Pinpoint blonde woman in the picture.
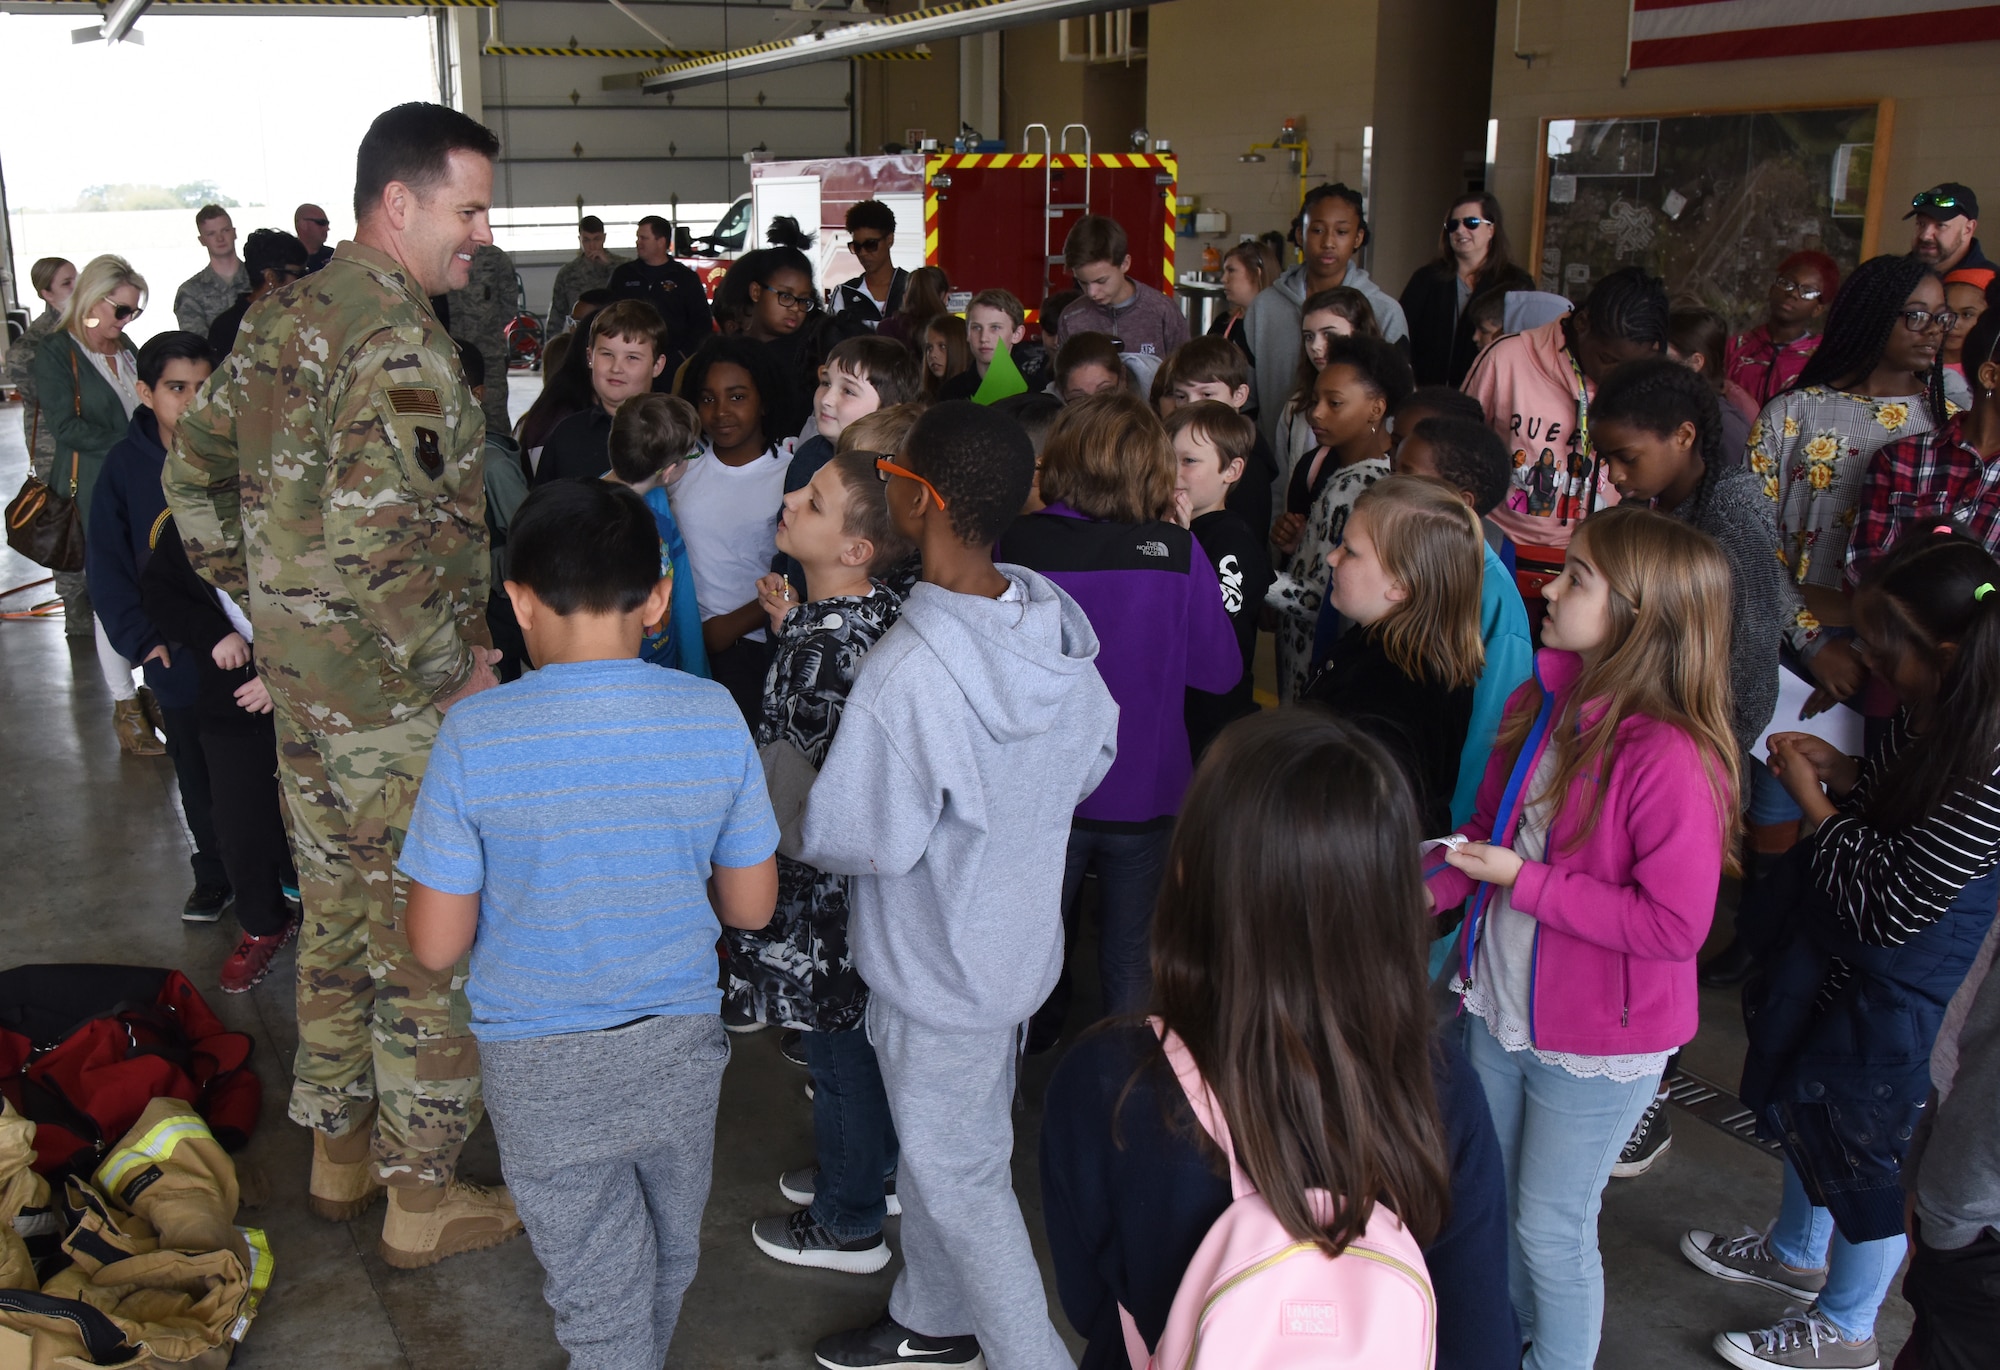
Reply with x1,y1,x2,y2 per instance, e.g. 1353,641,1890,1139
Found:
5,256,90,634
31,254,161,754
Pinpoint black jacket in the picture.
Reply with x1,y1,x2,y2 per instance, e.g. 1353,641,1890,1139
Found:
533,406,614,485
138,517,271,733
1303,626,1472,837
1399,261,1533,388
1041,1024,1519,1370
830,268,908,327
609,257,715,371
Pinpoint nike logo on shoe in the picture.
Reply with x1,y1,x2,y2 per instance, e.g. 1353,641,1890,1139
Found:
896,1341,950,1359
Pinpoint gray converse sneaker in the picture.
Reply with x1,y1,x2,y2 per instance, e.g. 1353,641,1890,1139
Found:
779,1165,901,1217
751,1209,890,1274
1713,1310,1879,1370
1681,1227,1828,1299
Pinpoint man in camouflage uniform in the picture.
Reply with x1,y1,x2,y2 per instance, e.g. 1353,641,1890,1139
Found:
545,213,623,337
446,241,514,437
4,256,91,633
172,206,250,336
164,102,520,1270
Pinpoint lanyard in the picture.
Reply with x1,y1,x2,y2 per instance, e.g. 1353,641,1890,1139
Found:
1562,348,1598,526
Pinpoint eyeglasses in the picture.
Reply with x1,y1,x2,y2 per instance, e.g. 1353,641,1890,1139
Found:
850,237,886,252
302,216,330,228
1898,307,1960,334
1911,190,1964,214
1444,216,1488,232
1773,276,1824,301
871,453,948,509
766,287,812,312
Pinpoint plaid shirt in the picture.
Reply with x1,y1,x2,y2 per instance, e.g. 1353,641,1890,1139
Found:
1845,415,2000,586
1726,325,1820,408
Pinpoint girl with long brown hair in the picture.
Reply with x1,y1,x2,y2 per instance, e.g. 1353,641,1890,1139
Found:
1040,709,1516,1370
1001,392,1242,1044
1427,505,1738,1370
1304,475,1487,836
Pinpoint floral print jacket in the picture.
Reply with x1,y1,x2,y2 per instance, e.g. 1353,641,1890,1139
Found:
1748,386,1951,647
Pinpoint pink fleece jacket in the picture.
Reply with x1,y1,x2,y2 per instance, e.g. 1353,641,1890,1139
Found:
1427,649,1729,1056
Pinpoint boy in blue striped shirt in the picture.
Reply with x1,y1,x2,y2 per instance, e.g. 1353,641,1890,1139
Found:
401,478,778,1369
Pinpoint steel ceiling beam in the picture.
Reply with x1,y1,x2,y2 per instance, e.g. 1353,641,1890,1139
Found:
640,0,1168,93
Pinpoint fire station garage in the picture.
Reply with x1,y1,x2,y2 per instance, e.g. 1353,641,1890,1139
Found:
4,2,2000,1368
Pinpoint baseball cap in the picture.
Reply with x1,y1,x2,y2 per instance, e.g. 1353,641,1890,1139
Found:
1906,183,1978,221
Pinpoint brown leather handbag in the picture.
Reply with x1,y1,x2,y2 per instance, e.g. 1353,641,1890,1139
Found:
4,348,87,572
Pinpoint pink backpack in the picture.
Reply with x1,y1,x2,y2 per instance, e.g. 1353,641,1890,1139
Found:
1119,1021,1436,1370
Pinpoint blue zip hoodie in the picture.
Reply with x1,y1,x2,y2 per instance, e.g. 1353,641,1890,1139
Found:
796,565,1120,1032
87,406,202,710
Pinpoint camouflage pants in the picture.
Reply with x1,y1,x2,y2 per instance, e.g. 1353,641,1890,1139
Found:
275,706,482,1187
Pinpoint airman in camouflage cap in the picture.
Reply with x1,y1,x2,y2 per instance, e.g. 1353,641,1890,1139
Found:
164,101,521,1270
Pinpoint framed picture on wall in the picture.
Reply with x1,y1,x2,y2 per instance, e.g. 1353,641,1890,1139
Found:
1531,101,1892,329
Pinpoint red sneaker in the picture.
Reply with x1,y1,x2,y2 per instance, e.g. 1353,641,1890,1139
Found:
219,920,300,994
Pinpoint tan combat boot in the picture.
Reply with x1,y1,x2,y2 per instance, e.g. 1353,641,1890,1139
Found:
309,1113,385,1221
112,698,165,756
379,1180,524,1269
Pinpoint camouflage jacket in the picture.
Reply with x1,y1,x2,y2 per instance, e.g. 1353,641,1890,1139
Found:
446,243,516,350
546,251,624,333
164,240,490,733
174,262,251,336
5,308,61,475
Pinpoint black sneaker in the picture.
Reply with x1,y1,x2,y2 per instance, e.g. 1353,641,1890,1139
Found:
1611,1092,1672,1178
780,1165,902,1217
182,883,234,924
722,999,767,1035
815,1312,983,1369
780,1029,809,1068
751,1209,890,1274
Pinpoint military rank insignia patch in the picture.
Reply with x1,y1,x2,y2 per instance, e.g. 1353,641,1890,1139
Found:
387,387,445,417
414,427,444,478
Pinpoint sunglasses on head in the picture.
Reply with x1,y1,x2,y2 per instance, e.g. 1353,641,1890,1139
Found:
1912,191,1962,213
1444,216,1488,232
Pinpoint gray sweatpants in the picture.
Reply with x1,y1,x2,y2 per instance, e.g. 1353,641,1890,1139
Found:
479,1013,729,1370
869,998,1073,1370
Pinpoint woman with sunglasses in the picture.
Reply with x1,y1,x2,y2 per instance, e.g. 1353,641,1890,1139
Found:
1399,193,1532,388
31,253,160,754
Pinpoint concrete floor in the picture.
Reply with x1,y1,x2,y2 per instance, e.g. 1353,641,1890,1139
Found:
0,389,1910,1368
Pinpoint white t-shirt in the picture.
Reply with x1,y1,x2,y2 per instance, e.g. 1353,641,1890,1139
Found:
668,440,791,643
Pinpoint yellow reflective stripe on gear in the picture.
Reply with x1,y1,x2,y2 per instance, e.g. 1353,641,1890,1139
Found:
93,1115,216,1196
231,1225,275,1340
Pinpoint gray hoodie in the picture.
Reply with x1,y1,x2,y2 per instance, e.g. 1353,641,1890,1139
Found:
796,566,1119,1033
1245,262,1409,453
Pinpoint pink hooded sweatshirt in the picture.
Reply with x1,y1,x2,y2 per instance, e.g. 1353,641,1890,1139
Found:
1462,317,1619,553
1426,649,1730,1057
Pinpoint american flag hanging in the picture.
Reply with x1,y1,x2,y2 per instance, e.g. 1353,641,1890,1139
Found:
1629,0,2000,70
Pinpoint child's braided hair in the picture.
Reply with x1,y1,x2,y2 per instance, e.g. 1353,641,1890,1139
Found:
1588,357,1724,517
1793,254,1947,421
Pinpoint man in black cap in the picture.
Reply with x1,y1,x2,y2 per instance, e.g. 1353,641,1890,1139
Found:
1908,182,1992,276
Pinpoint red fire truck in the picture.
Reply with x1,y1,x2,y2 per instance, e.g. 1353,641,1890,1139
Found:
738,127,1178,319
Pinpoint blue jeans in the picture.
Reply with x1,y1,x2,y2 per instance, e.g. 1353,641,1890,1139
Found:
1466,1014,1661,1370
1032,824,1172,1045
1769,1157,1904,1341
1747,752,1806,826
804,1022,899,1242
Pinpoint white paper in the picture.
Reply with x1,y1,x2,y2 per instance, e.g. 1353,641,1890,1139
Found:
1754,668,1865,764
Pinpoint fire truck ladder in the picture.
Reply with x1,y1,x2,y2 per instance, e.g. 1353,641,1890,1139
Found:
1026,122,1093,294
